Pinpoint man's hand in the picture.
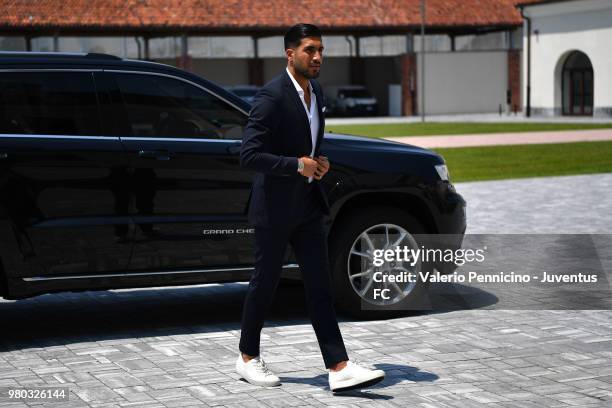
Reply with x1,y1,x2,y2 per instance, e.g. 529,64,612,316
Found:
314,156,330,180
298,157,318,177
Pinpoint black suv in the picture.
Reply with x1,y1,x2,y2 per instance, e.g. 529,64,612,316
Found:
0,52,466,318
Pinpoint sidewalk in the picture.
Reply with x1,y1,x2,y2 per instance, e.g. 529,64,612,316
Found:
326,113,612,125
385,128,612,148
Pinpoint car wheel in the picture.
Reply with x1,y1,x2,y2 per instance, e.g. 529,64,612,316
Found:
329,206,432,319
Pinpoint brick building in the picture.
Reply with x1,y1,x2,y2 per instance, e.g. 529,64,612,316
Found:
1,0,536,116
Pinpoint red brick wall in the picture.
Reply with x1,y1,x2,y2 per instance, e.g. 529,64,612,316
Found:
401,53,417,116
508,50,521,113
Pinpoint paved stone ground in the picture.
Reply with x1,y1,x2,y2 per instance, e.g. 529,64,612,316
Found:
459,173,612,234
1,174,611,407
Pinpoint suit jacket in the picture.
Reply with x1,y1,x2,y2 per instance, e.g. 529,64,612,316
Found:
240,71,329,228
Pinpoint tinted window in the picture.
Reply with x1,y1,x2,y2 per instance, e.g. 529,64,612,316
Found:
115,73,246,140
0,72,100,136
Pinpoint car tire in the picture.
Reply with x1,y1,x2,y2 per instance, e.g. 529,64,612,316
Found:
329,206,432,319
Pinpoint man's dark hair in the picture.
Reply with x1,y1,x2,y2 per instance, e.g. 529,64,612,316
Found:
284,23,322,50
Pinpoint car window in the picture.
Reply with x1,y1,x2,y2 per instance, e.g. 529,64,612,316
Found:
0,72,100,136
114,73,246,140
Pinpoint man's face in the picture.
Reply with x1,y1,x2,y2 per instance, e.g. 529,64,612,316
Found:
287,37,324,79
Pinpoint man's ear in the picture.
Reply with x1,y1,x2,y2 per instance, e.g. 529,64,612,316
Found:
286,48,294,64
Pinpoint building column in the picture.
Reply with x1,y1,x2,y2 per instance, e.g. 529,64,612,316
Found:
176,34,192,71
53,32,59,52
401,53,417,116
508,49,522,113
144,37,150,60
248,37,264,86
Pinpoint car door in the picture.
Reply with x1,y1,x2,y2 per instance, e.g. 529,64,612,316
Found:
98,70,255,273
0,70,132,280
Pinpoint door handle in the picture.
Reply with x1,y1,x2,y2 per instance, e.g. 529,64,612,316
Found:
138,150,171,161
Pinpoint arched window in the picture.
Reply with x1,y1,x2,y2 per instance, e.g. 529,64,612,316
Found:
562,51,593,116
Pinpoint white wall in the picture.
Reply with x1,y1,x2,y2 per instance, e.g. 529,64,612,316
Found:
157,58,249,87
191,59,249,87
522,0,612,116
417,51,509,115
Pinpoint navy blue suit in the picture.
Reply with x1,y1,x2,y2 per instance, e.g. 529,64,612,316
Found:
238,71,348,368
240,71,330,228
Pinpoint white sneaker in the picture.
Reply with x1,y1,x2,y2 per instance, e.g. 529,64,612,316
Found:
235,354,281,387
329,361,385,392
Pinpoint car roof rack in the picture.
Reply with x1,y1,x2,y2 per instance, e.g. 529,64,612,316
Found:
0,51,122,60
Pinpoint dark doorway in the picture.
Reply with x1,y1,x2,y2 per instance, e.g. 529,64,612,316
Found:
562,51,593,116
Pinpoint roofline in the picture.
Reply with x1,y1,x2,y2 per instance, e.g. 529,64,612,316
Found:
0,23,521,37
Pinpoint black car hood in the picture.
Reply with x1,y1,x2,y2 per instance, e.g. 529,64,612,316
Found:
323,132,442,160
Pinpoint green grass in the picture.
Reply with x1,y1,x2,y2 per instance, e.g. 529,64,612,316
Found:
326,122,612,138
434,141,612,183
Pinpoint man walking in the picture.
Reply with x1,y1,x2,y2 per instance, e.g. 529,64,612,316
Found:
236,23,385,392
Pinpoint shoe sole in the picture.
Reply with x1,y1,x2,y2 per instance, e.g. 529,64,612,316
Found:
236,366,280,387
331,374,384,393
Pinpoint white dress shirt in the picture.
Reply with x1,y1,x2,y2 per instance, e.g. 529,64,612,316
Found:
286,67,319,182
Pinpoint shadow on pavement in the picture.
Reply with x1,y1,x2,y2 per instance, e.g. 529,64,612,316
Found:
281,362,439,399
0,281,497,352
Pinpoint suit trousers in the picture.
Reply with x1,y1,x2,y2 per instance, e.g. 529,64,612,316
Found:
239,183,349,369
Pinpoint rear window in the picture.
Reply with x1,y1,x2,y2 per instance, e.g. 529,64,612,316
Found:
0,71,100,136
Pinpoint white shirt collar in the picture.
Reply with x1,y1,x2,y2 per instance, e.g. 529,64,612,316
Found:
286,67,313,96
285,67,319,184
